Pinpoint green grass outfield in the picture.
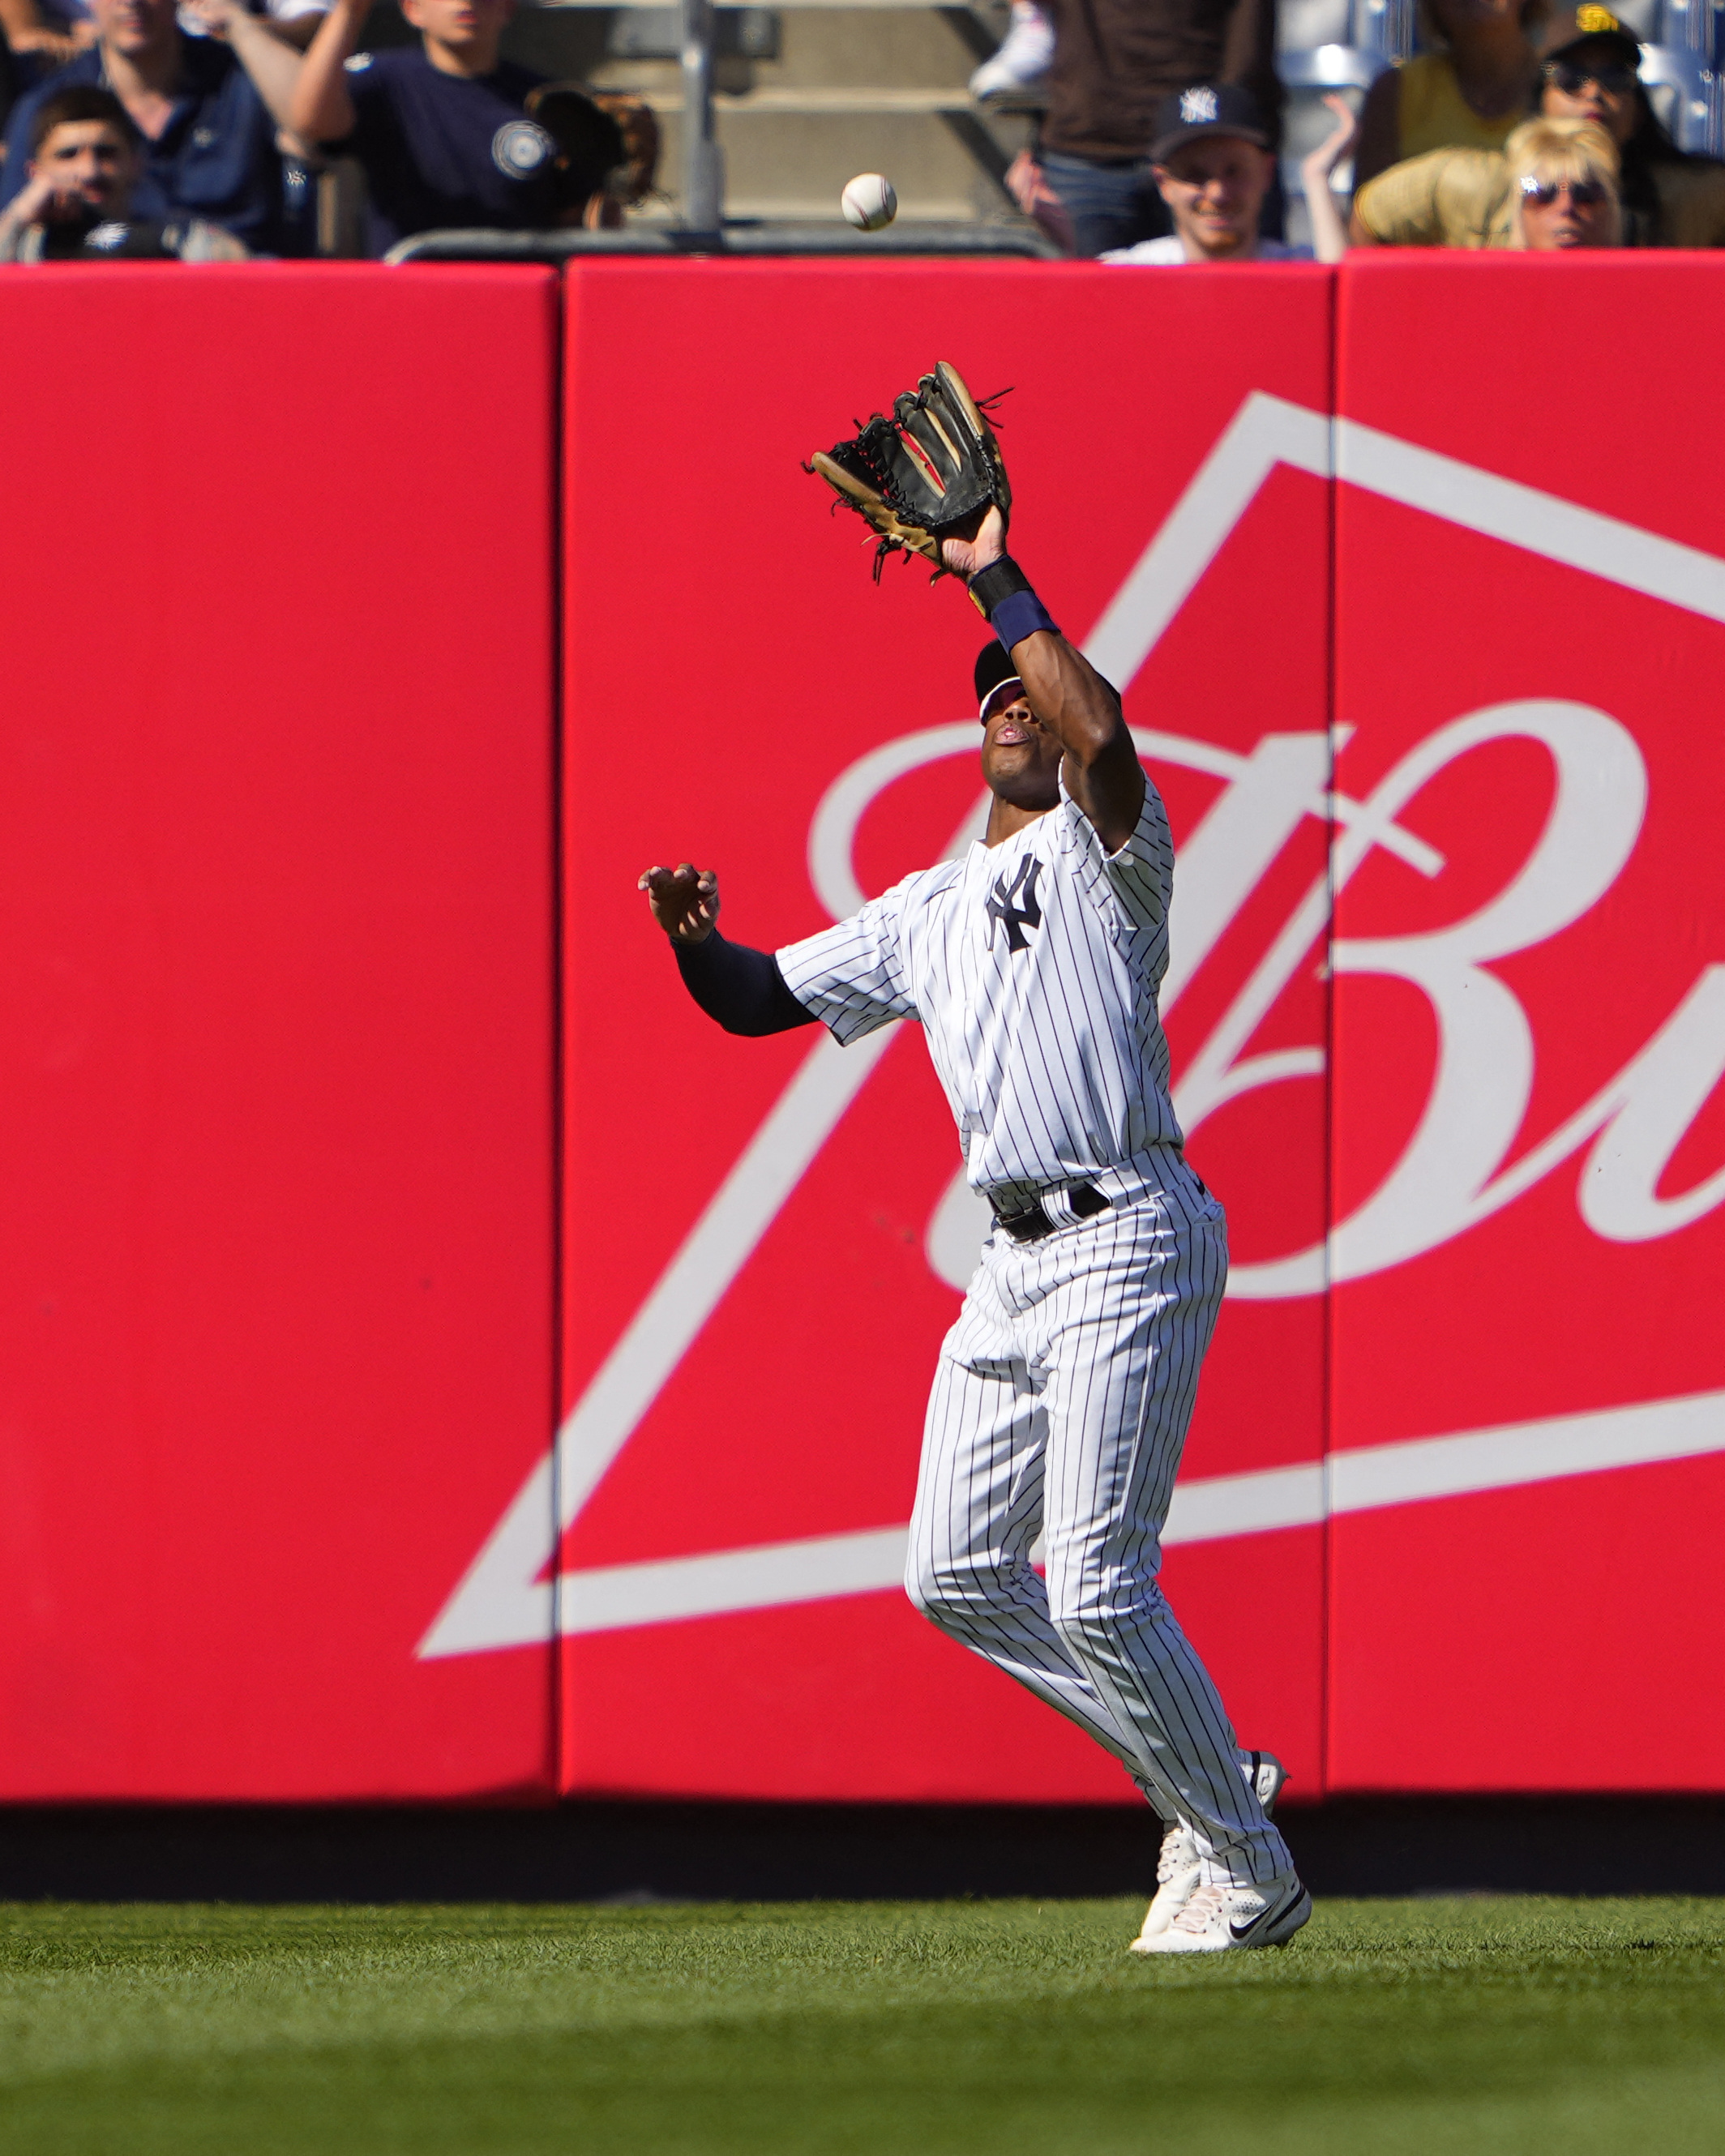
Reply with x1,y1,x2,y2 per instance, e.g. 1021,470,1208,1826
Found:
0,1896,1721,2154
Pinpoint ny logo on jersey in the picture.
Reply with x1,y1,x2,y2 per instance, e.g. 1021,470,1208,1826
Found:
985,856,1043,952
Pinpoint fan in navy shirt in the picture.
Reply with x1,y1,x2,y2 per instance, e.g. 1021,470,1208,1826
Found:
0,82,251,256
0,0,305,254
336,45,558,251
291,0,572,255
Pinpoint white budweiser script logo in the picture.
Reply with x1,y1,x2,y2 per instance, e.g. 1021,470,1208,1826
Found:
865,697,1725,1301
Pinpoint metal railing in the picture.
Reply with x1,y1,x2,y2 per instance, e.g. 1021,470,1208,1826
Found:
679,0,726,233
385,223,1062,261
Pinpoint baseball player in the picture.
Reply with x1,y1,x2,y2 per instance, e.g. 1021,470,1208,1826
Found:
639,375,1308,1953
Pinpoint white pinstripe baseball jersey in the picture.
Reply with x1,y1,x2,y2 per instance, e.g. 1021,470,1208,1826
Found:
775,754,1293,1899
777,773,1184,1199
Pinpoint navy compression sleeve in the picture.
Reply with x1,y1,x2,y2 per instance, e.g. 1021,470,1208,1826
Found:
674,930,818,1037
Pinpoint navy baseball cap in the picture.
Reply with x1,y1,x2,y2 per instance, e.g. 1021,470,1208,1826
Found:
1149,83,1269,163
975,640,1022,722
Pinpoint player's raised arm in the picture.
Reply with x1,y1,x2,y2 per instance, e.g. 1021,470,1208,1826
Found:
805,360,1143,853
940,507,1144,854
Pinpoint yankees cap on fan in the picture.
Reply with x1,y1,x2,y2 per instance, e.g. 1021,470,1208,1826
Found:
1149,83,1269,163
975,641,1022,722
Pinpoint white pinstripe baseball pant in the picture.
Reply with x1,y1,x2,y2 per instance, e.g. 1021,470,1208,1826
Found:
905,1168,1292,1889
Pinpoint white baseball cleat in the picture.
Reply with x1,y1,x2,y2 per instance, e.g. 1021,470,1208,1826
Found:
1128,1750,1288,1950
1132,1874,1312,1955
1128,1820,1201,1949
968,0,1053,109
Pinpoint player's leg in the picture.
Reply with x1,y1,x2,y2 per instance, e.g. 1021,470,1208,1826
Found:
905,1267,1153,1776
1029,1189,1295,1894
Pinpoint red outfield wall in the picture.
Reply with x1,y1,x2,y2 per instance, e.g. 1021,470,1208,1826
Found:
0,267,561,1799
1,256,1723,1801
1326,257,1725,1790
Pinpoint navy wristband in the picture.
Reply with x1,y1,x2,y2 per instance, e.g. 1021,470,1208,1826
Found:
968,554,1059,652
966,556,1033,614
991,586,1059,652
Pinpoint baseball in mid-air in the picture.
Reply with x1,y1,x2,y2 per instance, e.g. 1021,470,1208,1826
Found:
841,173,898,231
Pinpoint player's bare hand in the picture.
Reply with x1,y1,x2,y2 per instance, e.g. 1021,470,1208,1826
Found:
638,862,719,945
940,503,1008,583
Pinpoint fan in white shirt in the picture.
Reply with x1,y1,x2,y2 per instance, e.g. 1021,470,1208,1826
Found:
1102,80,1358,263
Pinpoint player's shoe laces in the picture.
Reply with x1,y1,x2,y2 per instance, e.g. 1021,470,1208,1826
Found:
1128,1820,1201,1950
1133,1873,1312,1955
1127,1750,1289,1951
968,0,1053,109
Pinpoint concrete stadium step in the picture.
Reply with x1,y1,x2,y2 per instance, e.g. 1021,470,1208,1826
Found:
514,0,1033,226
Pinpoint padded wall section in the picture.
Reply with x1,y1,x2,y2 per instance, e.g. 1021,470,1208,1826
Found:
0,266,559,1798
1329,255,1725,1790
17,255,1716,1807
537,262,1334,1800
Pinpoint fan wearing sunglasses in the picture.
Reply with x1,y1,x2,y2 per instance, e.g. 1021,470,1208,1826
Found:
1351,4,1725,248
1536,7,1725,247
1337,110,1613,249
1507,115,1621,245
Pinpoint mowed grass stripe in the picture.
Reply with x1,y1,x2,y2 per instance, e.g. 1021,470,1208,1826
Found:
0,1897,1720,2154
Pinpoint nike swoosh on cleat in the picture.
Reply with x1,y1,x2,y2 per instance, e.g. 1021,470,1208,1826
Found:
1228,1889,1291,1941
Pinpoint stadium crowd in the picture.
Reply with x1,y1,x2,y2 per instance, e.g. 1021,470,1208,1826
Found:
995,0,1725,258
0,0,645,257
0,0,1719,259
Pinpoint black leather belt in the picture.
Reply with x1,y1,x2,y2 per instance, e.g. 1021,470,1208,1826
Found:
994,1181,1111,1243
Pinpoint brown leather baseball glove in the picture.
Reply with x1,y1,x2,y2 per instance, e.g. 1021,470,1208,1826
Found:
807,363,1012,581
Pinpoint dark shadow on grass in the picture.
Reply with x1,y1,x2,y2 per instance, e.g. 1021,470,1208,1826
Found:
2,1797,1723,1904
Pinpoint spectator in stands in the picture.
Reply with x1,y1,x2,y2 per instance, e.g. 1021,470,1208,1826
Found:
0,79,248,251
0,0,96,85
1350,113,1622,246
0,0,303,253
1026,0,1282,256
289,0,619,256
1536,6,1725,245
1101,83,1309,259
1353,0,1548,191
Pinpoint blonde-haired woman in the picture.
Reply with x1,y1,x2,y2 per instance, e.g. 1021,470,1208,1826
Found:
1505,113,1621,246
1346,110,1621,249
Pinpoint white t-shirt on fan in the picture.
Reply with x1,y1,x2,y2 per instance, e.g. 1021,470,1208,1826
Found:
1100,236,1313,263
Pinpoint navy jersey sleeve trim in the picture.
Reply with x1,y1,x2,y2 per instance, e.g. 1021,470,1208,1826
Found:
674,932,818,1037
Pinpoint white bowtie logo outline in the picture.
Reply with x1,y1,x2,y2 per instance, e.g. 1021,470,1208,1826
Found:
420,392,1725,1660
